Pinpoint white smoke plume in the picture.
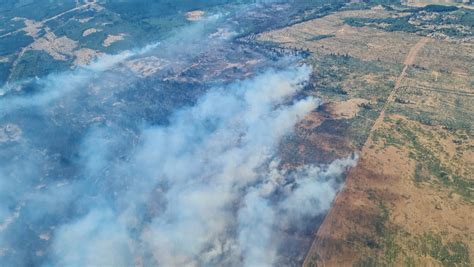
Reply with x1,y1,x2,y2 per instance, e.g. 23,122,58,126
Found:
0,6,359,267
41,65,356,267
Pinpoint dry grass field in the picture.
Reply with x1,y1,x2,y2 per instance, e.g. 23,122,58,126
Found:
258,6,473,266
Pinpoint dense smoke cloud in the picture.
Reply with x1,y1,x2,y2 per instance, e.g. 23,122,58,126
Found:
43,65,355,267
0,6,358,267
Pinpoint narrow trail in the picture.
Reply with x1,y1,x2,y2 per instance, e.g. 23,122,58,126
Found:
302,36,430,267
6,47,27,82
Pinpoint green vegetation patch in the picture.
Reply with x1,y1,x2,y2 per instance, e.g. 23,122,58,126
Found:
422,5,458,13
0,0,76,21
8,50,71,81
307,34,335,41
0,32,33,56
371,127,405,149
307,54,394,99
391,120,474,202
351,196,471,266
344,7,474,38
0,62,11,85
418,233,470,266
349,197,403,267
304,54,399,150
344,16,418,33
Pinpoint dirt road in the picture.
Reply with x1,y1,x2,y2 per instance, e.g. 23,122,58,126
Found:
364,37,429,146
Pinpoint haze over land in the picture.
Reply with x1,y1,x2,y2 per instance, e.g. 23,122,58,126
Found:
0,0,473,266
